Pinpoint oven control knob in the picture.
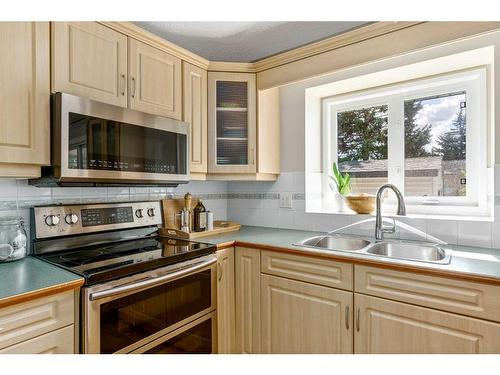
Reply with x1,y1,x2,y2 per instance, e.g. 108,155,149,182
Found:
65,213,79,225
45,214,60,227
147,208,155,217
135,209,144,218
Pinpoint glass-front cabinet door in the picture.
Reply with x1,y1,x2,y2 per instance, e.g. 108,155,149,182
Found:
208,72,257,174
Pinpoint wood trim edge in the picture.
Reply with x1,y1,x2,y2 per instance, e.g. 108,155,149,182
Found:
0,278,84,309
217,240,500,286
208,61,257,73
252,22,423,72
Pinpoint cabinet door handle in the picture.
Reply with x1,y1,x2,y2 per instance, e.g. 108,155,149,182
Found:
356,307,360,332
131,77,136,98
120,74,126,96
345,305,349,330
217,262,223,281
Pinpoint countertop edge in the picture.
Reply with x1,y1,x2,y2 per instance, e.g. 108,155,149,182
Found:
217,240,500,286
0,278,84,310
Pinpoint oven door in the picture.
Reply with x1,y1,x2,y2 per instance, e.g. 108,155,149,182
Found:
82,255,216,354
131,312,217,354
54,92,189,185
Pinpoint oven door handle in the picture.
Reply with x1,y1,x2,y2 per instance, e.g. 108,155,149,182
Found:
89,255,217,301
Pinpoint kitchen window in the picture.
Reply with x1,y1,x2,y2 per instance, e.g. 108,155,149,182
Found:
321,68,490,218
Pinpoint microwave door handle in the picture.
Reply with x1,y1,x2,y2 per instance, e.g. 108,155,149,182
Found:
89,255,216,301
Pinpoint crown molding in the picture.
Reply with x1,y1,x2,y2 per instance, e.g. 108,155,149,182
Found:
252,21,423,72
103,21,424,74
208,61,256,73
100,21,210,70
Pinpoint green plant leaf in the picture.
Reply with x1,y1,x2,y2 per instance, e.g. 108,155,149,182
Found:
329,162,351,196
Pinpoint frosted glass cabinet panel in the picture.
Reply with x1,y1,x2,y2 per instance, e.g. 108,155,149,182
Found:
208,72,257,174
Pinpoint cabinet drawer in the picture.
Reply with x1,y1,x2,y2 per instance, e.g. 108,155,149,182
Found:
261,251,352,290
355,265,500,322
0,291,74,350
0,325,74,354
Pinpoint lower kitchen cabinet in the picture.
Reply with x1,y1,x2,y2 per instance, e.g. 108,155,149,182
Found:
354,294,500,354
216,248,235,353
0,290,76,354
261,274,353,353
235,247,261,353
0,326,74,354
229,248,500,354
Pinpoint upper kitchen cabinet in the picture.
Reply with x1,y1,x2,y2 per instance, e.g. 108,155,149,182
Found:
52,22,128,107
0,22,50,178
207,72,280,180
128,38,182,120
208,72,257,175
183,62,208,178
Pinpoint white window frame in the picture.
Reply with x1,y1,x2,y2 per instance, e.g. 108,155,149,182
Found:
322,68,488,217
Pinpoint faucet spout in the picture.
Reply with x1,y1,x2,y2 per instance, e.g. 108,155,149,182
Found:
375,184,406,240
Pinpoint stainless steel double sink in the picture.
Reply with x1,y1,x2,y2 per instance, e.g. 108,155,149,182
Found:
296,234,451,264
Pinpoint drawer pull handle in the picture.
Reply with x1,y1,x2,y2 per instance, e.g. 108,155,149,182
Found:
131,77,136,98
345,305,349,330
120,74,126,96
356,307,360,332
217,262,223,281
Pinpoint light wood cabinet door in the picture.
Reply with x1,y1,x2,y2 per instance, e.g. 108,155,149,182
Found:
0,325,74,354
235,247,261,353
52,22,127,107
216,248,235,354
128,38,182,119
355,294,500,354
183,62,208,177
208,72,257,174
261,274,353,353
0,22,50,177
0,290,74,351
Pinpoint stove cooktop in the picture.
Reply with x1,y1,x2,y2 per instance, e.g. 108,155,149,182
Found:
35,236,216,285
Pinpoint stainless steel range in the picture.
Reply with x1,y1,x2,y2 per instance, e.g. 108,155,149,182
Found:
31,201,217,354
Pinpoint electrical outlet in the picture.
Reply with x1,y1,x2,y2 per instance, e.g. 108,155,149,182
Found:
279,192,293,209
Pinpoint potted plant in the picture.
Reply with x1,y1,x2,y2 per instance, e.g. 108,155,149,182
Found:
329,162,376,214
329,162,351,211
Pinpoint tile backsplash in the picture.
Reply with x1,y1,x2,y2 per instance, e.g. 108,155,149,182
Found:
226,172,500,249
1,173,499,250
0,179,228,244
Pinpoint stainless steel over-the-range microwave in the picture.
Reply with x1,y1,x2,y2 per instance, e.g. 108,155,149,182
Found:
31,92,190,187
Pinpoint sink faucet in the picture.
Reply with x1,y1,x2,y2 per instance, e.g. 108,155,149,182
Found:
375,184,406,240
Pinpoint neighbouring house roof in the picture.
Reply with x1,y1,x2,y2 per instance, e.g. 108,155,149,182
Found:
338,156,446,178
339,156,443,173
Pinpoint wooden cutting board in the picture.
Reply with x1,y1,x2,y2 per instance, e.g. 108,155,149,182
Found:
162,198,199,229
159,220,241,239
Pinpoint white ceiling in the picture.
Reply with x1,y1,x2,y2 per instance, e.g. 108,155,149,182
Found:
133,22,371,62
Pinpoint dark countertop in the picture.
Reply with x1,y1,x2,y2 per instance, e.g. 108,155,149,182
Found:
0,257,84,309
198,225,500,284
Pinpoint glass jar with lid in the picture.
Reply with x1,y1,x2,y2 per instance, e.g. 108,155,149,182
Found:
0,217,27,262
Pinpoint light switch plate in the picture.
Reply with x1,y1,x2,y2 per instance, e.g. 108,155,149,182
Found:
279,192,293,209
